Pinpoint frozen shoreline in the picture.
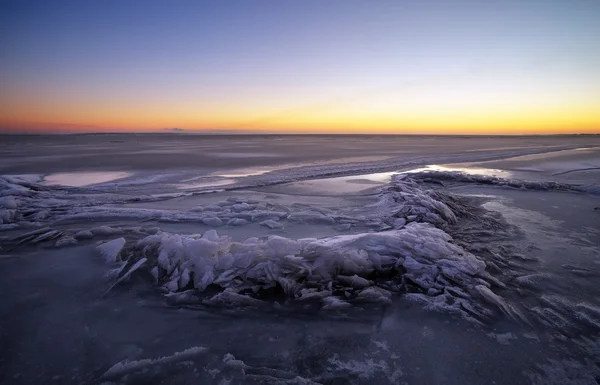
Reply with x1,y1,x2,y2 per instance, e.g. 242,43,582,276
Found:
1,136,599,384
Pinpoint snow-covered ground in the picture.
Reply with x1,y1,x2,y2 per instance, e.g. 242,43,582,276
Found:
1,134,599,384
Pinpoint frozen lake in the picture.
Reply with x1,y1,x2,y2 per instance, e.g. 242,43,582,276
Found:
1,134,599,384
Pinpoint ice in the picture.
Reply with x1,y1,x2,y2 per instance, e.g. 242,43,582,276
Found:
355,287,392,304
0,209,16,224
90,225,120,235
475,285,530,325
108,219,500,314
103,258,148,296
287,211,335,224
487,332,517,345
202,229,220,242
9,227,64,246
43,171,131,187
327,355,389,380
74,230,94,239
392,218,406,229
406,169,600,195
203,290,265,307
97,237,126,263
260,219,284,229
202,217,223,226
0,196,17,209
338,274,371,289
322,296,353,310
222,353,247,372
227,218,248,226
3,137,600,384
100,346,207,381
54,235,77,247
231,202,254,212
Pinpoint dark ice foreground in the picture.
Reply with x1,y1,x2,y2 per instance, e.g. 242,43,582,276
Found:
1,134,599,384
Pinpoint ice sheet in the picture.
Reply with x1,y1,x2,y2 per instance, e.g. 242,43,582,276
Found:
2,136,600,384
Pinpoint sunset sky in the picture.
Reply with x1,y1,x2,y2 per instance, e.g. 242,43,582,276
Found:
1,0,599,134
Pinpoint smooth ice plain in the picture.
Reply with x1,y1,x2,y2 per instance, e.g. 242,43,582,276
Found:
1,134,600,384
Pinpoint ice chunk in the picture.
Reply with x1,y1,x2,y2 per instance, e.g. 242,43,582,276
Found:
227,218,249,226
90,225,120,236
103,258,147,296
97,237,126,263
260,219,284,229
201,217,223,226
231,203,254,212
223,353,247,373
392,218,406,228
322,296,352,310
101,346,207,381
164,289,198,305
297,288,333,301
54,236,77,248
287,211,335,224
74,230,94,240
487,332,517,345
475,285,530,325
201,229,220,242
337,274,371,289
203,290,264,307
355,287,392,304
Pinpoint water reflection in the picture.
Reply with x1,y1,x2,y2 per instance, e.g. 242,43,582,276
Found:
43,171,131,187
402,164,510,177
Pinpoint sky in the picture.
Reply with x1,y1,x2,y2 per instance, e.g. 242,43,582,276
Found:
1,0,599,134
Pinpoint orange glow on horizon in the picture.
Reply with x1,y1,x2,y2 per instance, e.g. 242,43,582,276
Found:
2,76,598,135
1,101,598,135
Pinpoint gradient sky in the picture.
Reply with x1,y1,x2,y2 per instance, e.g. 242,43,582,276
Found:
1,0,599,134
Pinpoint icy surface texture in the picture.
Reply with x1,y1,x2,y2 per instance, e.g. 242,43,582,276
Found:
102,220,507,323
1,156,597,234
406,170,600,194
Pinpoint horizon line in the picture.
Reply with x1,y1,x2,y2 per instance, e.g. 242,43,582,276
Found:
1,131,598,137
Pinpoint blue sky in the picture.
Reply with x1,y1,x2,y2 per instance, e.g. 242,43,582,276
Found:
1,0,599,133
